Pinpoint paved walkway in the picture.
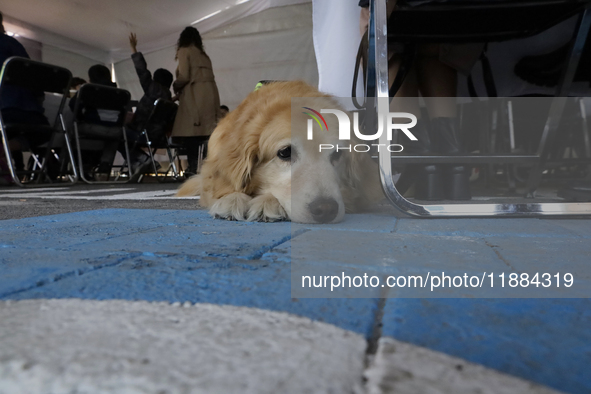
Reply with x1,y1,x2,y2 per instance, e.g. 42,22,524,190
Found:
0,187,590,393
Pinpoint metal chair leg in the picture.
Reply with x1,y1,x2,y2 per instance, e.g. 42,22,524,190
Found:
142,130,160,182
526,9,591,197
197,144,204,174
165,146,180,180
60,114,78,183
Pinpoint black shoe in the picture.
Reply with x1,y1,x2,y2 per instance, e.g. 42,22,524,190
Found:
93,162,112,181
431,117,471,201
97,162,111,173
396,120,444,200
129,159,159,183
184,170,197,179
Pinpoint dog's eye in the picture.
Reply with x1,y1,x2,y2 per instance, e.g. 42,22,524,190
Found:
330,150,342,165
277,146,291,161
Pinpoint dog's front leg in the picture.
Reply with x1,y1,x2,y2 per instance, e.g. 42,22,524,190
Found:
209,192,252,221
247,194,288,222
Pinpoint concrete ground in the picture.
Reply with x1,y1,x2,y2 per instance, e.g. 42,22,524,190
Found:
0,182,590,394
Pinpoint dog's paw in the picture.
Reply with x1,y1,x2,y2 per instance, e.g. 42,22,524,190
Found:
247,194,288,222
209,192,252,221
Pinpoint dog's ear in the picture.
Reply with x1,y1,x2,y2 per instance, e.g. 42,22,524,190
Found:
340,149,384,212
227,130,259,193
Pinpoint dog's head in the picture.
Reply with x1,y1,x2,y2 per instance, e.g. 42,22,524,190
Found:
206,81,383,223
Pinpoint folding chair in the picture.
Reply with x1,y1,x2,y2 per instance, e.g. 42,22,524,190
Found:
72,83,132,184
133,99,181,182
365,0,591,217
0,56,78,186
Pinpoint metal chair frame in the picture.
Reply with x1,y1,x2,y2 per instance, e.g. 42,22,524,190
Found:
367,0,591,217
0,56,78,186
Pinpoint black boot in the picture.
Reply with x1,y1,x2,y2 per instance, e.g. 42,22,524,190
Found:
183,138,200,178
185,154,198,178
396,120,445,200
431,117,471,200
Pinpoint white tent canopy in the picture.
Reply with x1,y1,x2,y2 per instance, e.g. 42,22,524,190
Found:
1,0,316,107
4,0,585,112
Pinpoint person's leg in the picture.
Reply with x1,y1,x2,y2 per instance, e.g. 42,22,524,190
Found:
194,136,210,160
2,109,51,173
121,127,150,167
98,141,118,174
172,137,200,177
415,44,470,200
416,43,458,118
78,124,120,176
387,52,447,199
388,56,421,113
123,127,140,157
10,148,24,171
5,132,25,172
125,127,165,182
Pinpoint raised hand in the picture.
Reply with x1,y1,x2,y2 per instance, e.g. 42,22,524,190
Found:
129,32,138,54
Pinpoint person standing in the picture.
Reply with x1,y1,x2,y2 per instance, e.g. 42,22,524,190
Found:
171,26,221,177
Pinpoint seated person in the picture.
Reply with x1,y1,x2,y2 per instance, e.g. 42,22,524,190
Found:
219,105,229,119
0,11,50,180
69,64,121,176
69,77,86,97
126,33,174,181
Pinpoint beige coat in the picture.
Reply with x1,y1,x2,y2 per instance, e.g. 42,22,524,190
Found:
171,46,221,137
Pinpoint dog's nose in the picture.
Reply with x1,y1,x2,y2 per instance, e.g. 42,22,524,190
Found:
308,197,339,223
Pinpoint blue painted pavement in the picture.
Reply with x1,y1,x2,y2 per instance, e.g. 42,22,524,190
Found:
1,209,590,393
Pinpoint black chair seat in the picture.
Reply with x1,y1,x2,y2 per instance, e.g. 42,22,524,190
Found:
4,123,55,136
75,139,108,151
4,124,58,153
389,0,590,42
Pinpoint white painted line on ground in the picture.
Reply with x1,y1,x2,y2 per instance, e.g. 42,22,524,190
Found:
0,188,137,197
0,299,366,394
156,196,201,200
365,337,562,394
0,187,71,193
0,190,199,200
88,190,197,200
48,188,137,195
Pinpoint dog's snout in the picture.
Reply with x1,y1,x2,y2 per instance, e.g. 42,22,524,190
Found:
308,197,339,223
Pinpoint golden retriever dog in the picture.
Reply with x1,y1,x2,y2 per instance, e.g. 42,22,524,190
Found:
176,81,383,223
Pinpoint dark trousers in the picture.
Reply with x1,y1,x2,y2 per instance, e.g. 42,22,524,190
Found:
172,136,209,172
76,123,121,169
1,108,51,171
